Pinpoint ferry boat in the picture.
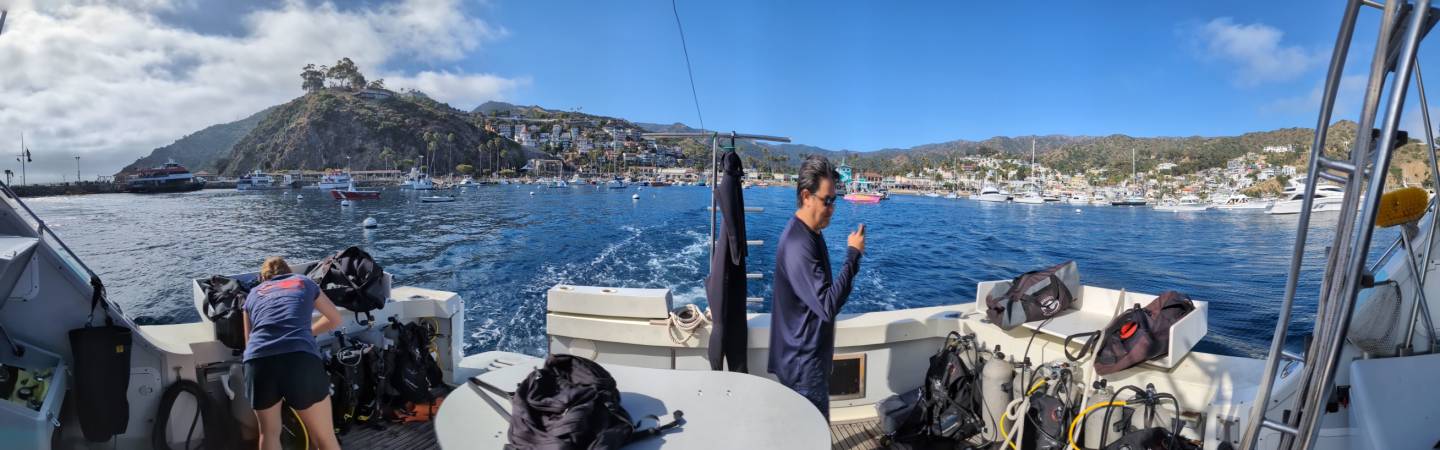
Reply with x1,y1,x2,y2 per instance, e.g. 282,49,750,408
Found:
970,183,1010,202
125,160,205,193
1109,194,1148,206
315,171,353,190
235,170,282,191
1267,179,1345,215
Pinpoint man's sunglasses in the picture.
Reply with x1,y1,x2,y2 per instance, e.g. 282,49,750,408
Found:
815,193,838,207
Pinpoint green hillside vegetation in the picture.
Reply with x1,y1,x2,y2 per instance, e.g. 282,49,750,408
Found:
119,107,273,173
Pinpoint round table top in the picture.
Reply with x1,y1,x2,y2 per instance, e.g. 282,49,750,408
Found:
435,361,831,449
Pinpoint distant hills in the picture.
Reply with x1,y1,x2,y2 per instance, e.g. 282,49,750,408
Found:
122,93,1407,183
119,107,274,174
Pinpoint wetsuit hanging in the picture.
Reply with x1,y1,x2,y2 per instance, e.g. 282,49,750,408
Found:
706,149,748,372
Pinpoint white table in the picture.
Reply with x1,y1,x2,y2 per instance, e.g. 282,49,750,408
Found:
435,362,831,449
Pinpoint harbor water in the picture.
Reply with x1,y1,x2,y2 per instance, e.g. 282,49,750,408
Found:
25,185,1387,358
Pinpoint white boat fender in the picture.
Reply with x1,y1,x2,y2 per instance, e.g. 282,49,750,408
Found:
362,217,377,228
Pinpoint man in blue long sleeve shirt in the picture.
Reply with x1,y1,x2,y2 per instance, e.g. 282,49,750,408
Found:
770,155,865,420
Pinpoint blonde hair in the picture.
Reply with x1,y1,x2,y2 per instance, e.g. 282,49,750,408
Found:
260,256,292,281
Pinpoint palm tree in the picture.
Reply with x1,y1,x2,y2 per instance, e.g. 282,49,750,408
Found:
379,147,395,172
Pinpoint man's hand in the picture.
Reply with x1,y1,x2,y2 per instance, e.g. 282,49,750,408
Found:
848,223,866,253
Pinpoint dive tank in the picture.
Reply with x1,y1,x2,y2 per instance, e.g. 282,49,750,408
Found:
980,348,1014,442
1082,385,1124,449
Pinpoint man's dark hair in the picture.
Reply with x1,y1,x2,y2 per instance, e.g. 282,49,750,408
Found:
796,155,839,207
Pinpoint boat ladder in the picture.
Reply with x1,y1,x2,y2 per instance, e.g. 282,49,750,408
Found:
1241,1,1440,449
644,131,791,306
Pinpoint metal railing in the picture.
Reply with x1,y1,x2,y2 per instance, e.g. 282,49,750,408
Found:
1240,0,1439,448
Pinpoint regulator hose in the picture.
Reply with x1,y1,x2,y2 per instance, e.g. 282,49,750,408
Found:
153,379,211,450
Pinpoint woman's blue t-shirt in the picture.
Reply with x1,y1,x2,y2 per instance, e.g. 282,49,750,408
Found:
242,273,323,362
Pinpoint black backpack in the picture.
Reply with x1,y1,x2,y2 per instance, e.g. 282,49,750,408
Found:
986,261,1079,330
200,275,252,350
305,247,386,323
388,319,447,404
879,333,985,448
506,355,636,449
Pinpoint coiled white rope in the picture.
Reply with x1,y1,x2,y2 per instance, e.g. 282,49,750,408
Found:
664,304,711,345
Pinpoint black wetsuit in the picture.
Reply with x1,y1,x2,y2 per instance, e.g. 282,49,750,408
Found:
706,150,749,372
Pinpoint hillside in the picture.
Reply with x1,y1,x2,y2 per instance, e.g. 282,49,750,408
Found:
118,107,274,174
220,90,522,176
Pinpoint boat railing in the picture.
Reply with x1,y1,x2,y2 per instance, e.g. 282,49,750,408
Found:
1241,0,1440,448
0,181,99,288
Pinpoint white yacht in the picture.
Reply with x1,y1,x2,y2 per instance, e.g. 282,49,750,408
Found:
970,183,1010,202
1154,195,1210,212
1213,193,1273,211
606,177,628,189
1065,193,1092,204
456,176,478,187
234,170,280,191
1267,180,1345,215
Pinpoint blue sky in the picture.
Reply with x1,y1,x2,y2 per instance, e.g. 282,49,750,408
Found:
4,1,1438,181
463,1,1436,151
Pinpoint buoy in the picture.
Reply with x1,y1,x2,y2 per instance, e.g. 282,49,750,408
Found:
362,217,377,228
632,193,640,200
340,200,353,207
1075,208,1082,213
529,191,535,196
296,194,304,200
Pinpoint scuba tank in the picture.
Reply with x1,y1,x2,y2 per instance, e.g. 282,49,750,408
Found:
980,347,1014,442
1081,384,1127,449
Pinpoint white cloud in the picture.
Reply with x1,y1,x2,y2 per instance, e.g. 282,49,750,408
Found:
0,0,524,182
1193,17,1323,86
1264,74,1368,119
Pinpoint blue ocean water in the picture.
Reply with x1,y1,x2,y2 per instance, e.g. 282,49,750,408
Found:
24,185,1389,358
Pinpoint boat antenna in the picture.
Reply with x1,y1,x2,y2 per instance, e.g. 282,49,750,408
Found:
1,10,8,36
670,0,705,133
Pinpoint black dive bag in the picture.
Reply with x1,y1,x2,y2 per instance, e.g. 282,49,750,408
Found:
68,277,133,442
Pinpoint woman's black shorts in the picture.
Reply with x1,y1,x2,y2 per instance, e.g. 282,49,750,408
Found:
245,351,330,410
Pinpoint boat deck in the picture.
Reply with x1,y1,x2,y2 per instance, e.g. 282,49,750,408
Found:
342,422,439,449
336,416,881,449
831,418,883,450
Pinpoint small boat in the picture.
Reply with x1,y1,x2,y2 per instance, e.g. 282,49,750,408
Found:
923,191,940,198
1042,193,1062,202
330,181,381,200
125,160,206,193
1153,195,1209,212
842,192,883,203
403,167,435,190
944,192,959,199
420,195,456,203
1110,195,1148,206
1013,190,1045,204
970,183,1010,202
315,171,353,190
1065,193,1091,204
1211,193,1272,211
235,170,283,191
607,177,628,189
457,176,478,187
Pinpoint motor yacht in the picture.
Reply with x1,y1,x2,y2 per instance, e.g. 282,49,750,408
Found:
1266,180,1345,215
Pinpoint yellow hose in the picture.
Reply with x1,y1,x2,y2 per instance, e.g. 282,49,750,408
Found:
999,379,1051,450
1068,401,1127,450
